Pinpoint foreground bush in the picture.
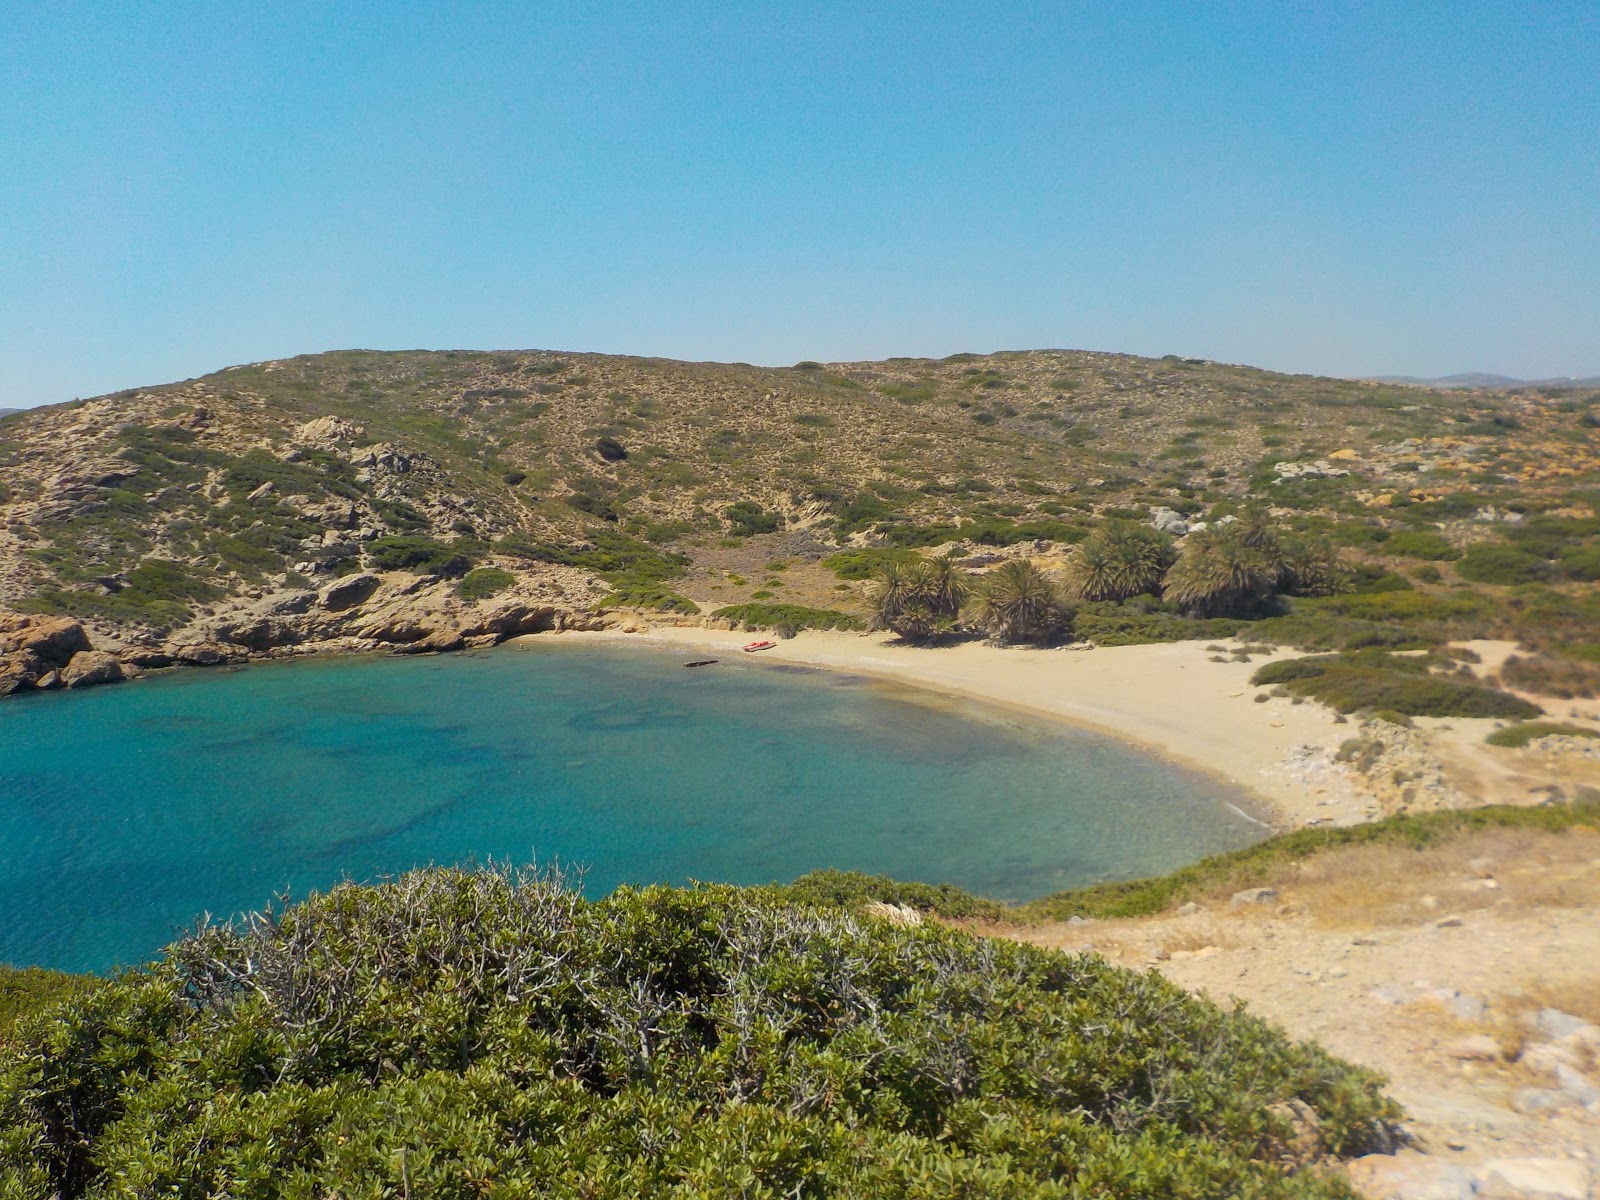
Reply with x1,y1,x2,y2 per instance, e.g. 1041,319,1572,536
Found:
0,870,1395,1198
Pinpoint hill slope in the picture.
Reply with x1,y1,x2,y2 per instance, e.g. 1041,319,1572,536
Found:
1,347,1597,681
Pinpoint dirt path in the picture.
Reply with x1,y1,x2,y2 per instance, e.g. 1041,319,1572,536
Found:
998,826,1600,1197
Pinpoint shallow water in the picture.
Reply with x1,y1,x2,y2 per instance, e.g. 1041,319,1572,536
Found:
0,641,1263,972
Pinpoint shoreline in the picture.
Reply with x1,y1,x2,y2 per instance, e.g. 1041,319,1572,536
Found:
512,626,1388,831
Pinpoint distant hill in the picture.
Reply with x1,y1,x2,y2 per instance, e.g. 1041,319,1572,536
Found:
0,346,1596,669
1370,372,1600,391
0,409,21,418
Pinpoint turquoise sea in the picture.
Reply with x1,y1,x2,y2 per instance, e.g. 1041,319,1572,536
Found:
0,641,1265,972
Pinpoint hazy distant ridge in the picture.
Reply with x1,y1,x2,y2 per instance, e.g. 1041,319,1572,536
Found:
1369,372,1600,391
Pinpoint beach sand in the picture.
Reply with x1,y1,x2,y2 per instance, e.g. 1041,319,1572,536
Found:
513,627,1382,829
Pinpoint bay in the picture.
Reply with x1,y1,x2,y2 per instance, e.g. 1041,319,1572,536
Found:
0,641,1264,972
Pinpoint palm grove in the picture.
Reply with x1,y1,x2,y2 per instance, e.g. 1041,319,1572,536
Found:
867,514,1343,644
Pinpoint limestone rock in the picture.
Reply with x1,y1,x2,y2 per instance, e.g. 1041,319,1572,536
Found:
1150,506,1189,535
1529,1008,1595,1043
1478,1158,1590,1200
211,616,301,652
172,642,233,666
1345,1149,1476,1200
393,628,465,655
61,650,126,689
0,613,92,669
294,415,363,447
1231,887,1278,906
320,573,381,612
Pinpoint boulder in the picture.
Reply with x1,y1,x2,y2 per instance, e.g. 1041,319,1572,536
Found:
320,573,381,613
211,617,300,652
61,650,126,689
0,614,92,669
1150,506,1189,536
172,642,232,667
393,628,465,655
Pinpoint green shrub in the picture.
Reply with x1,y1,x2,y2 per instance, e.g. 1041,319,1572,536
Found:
1384,530,1460,561
496,532,686,592
454,567,515,600
1560,545,1600,581
1497,653,1600,699
768,869,1005,920
724,500,780,537
600,585,699,614
711,603,865,631
0,967,103,1044
1486,722,1600,748
1301,589,1494,625
1249,654,1540,719
568,491,619,521
366,535,478,576
1455,543,1556,585
1073,602,1242,646
0,869,1396,1197
822,547,921,580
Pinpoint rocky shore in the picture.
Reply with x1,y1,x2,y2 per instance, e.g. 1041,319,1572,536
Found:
0,566,619,696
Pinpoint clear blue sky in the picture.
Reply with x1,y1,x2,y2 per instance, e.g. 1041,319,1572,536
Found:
3,2,1597,407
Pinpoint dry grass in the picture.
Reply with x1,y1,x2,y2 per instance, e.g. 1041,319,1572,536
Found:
1245,827,1600,930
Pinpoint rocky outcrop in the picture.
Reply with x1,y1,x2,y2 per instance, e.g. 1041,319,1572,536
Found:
320,573,380,612
1,615,139,693
61,650,127,689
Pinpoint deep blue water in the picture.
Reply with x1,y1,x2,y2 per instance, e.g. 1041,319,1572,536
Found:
0,642,1264,972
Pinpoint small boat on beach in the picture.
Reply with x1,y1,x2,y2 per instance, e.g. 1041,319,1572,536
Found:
742,640,777,653
683,659,718,668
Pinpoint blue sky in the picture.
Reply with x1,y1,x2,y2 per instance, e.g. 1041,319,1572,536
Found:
3,2,1596,407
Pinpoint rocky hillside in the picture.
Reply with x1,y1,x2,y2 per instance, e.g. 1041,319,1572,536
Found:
1,348,1597,690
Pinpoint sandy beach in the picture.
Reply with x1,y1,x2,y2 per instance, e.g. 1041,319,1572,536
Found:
513,626,1395,830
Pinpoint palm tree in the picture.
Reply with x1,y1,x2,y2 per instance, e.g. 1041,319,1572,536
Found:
864,555,966,642
967,560,1072,644
1275,534,1346,597
1065,520,1175,601
1162,526,1278,617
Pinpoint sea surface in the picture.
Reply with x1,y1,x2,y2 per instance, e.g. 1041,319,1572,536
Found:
0,641,1264,972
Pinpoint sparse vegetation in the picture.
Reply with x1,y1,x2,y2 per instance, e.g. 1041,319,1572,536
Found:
710,602,864,631
1486,721,1600,748
453,566,515,600
1250,654,1541,719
